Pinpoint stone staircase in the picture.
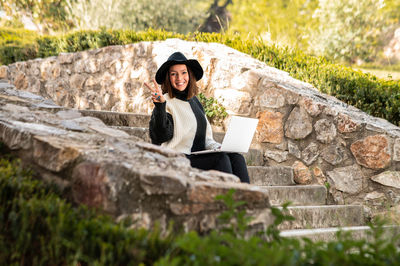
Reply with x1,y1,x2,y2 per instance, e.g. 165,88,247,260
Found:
79,109,371,241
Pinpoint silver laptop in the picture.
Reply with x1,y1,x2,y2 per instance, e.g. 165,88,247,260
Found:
191,116,259,155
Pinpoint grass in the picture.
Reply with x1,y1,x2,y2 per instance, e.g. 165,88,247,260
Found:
356,68,400,80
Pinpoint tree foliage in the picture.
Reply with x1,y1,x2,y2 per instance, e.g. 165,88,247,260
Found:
69,0,209,34
227,0,319,48
0,0,75,33
383,0,400,23
227,0,400,64
310,0,394,63
1,0,399,64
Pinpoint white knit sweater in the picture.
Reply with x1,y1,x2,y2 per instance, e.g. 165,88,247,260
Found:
160,94,220,154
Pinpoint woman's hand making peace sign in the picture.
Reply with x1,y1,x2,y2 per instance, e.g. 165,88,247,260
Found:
144,79,166,103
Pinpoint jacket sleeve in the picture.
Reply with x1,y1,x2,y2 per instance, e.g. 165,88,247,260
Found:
149,102,174,145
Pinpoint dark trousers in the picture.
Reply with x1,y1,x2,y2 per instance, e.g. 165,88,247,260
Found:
186,152,250,183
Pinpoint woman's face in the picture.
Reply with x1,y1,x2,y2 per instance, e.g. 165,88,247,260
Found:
169,64,189,91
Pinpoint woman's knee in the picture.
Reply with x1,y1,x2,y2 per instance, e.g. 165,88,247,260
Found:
228,153,246,164
215,153,232,172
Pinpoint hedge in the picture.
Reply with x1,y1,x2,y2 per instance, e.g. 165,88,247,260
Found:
0,28,38,65
1,27,400,126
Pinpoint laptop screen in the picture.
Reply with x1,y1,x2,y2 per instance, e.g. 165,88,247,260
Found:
220,116,259,153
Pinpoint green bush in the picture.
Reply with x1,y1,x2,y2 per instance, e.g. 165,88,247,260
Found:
1,27,400,126
0,28,39,65
198,93,228,125
1,156,400,265
0,158,174,265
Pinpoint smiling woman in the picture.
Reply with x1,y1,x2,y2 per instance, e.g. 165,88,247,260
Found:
144,51,250,183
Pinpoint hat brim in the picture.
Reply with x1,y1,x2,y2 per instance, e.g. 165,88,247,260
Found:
155,59,203,84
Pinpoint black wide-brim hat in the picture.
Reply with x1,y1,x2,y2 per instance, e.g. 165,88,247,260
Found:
155,52,204,84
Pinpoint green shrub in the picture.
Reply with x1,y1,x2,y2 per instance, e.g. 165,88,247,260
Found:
0,27,39,65
0,158,174,265
1,156,400,265
198,93,228,125
1,27,400,126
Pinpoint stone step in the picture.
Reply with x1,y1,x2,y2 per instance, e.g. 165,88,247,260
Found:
248,166,294,186
244,149,265,166
277,205,365,230
280,225,400,242
113,126,150,142
260,185,327,206
80,110,150,127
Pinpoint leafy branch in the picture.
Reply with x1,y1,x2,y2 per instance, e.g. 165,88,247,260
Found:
198,92,228,126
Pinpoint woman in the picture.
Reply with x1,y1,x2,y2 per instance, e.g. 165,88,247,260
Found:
145,52,250,183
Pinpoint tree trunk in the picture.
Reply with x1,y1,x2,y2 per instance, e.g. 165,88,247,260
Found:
199,0,232,33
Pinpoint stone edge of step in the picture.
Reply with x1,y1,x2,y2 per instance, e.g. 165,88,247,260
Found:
280,225,400,238
280,225,372,237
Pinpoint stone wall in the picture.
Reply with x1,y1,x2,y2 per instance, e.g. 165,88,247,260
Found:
1,39,400,218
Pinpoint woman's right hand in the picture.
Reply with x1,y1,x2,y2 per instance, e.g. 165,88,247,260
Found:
144,79,166,103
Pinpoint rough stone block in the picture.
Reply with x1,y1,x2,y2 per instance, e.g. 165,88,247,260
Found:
72,162,113,212
327,164,363,194
265,149,288,163
301,142,320,166
321,143,347,165
140,172,188,195
248,166,294,186
285,106,313,139
0,121,32,150
256,110,284,144
350,135,391,169
33,136,81,172
371,171,400,189
0,66,8,79
258,86,286,108
292,161,312,184
299,97,324,117
393,138,400,161
336,113,360,133
315,118,337,144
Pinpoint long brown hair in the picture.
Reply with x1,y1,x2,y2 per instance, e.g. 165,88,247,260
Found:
161,66,198,100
